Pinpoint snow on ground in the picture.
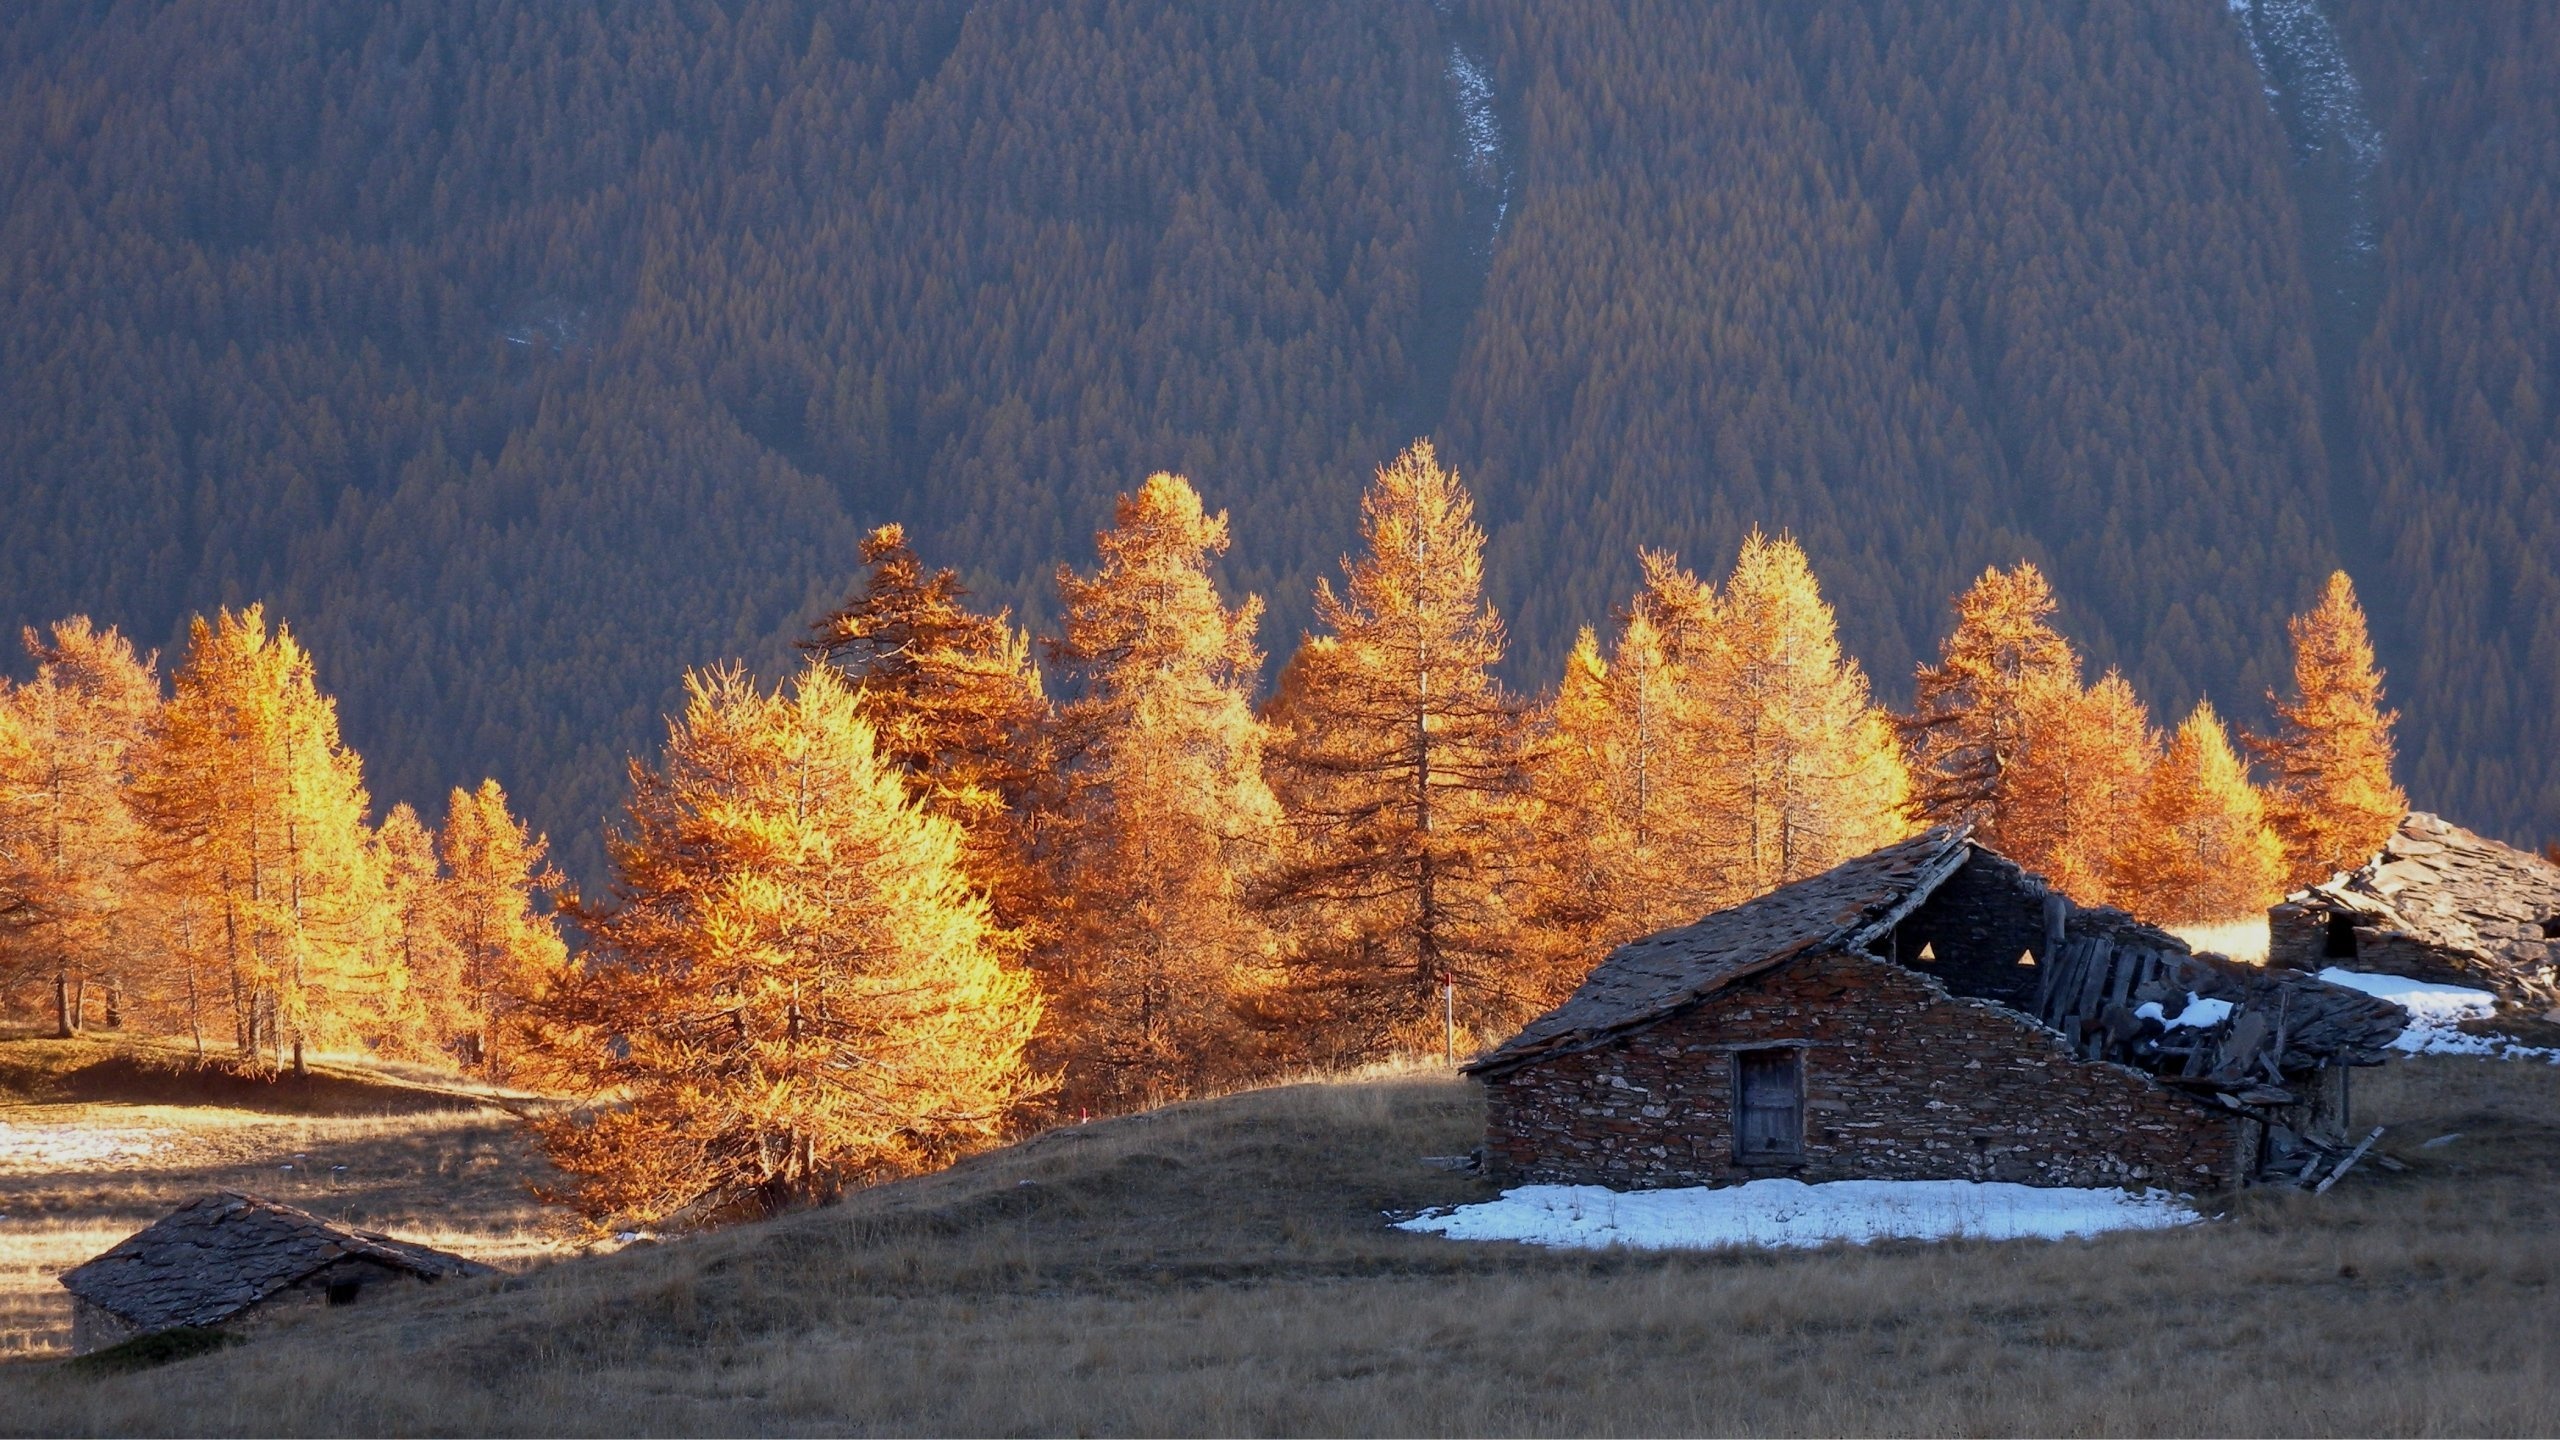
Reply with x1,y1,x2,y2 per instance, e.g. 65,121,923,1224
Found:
2319,968,2560,1062
1396,1178,2200,1251
0,1120,169,1172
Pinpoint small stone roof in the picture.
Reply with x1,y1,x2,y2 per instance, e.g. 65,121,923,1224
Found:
59,1192,492,1334
2281,811,2560,1002
1467,826,1974,1076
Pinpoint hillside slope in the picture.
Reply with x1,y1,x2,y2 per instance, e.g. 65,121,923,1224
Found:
12,1060,2560,1433
1,0,2552,872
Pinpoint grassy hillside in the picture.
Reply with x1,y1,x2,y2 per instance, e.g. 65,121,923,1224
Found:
2,0,2554,875
7,1054,2559,1434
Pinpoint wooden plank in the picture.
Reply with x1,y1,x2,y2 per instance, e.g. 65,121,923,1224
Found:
2032,934,2074,1019
2109,948,2142,1010
2073,940,2114,1025
2315,1128,2386,1194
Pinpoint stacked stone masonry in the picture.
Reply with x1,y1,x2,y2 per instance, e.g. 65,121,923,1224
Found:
1485,950,2238,1191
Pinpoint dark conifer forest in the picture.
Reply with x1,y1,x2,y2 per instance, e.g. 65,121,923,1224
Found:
3,0,2553,880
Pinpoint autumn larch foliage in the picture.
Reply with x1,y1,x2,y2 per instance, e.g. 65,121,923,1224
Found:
1898,563,2082,850
1997,668,2160,908
517,663,1043,1231
0,620,158,1038
804,523,1056,943
2246,571,2408,888
2109,701,2287,925
1530,537,1909,959
1703,532,1913,896
439,778,566,1076
1045,473,1281,1112
1260,442,1543,1060
128,607,386,1070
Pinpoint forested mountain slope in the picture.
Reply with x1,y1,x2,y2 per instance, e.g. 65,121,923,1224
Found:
2,0,2552,878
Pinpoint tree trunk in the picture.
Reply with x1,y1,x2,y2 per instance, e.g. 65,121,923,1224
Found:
53,969,71,1039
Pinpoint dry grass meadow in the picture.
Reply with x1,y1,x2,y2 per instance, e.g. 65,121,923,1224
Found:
0,1028,569,1359
2,1030,2558,1435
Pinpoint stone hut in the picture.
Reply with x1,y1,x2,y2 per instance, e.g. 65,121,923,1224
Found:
2268,811,2560,1008
57,1192,492,1354
1466,828,2406,1193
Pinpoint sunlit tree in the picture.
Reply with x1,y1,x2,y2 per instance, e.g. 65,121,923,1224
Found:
1046,474,1281,1110
2246,571,2406,887
518,664,1043,1230
1260,441,1538,1058
2110,701,2285,924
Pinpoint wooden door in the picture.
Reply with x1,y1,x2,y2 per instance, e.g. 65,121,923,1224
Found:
1734,1049,1803,1160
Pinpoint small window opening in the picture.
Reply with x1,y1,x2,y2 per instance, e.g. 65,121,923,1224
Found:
325,1275,362,1306
2540,915,2560,940
2325,911,2360,959
1914,941,1937,963
1734,1049,1804,1161
2017,950,2037,967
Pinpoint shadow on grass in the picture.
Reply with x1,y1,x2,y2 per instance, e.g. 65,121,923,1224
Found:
0,1037,501,1118
62,1326,238,1375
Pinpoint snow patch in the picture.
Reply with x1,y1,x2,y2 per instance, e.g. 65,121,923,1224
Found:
2134,993,2235,1030
1396,1179,2201,1251
1444,43,1509,231
2227,0,2382,251
2318,968,2560,1063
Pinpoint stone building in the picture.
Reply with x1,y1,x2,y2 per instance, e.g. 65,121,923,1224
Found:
1466,828,2406,1192
57,1192,491,1355
2268,811,2560,1008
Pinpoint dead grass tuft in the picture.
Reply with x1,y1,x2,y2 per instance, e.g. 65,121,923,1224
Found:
2,1053,2557,1433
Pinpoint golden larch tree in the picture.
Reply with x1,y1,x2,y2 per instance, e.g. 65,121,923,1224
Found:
130,607,383,1071
2245,571,2407,887
1695,532,1913,894
1045,473,1282,1111
1898,563,2082,848
440,778,566,1076
805,523,1055,939
2110,701,2286,924
1998,669,2159,906
517,663,1042,1231
1523,613,1714,959
1260,440,1536,1059
0,620,160,1036
371,802,462,1057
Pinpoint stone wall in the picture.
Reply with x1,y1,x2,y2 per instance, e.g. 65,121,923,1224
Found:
1483,949,2239,1192
1888,850,2053,1012
69,1297,137,1356
2270,897,2516,992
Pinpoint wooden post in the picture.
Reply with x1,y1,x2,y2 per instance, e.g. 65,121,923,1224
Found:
1443,983,1456,1069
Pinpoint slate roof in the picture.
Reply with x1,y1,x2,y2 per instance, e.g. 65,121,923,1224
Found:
1466,826,1974,1076
2283,811,2560,1001
58,1192,492,1333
